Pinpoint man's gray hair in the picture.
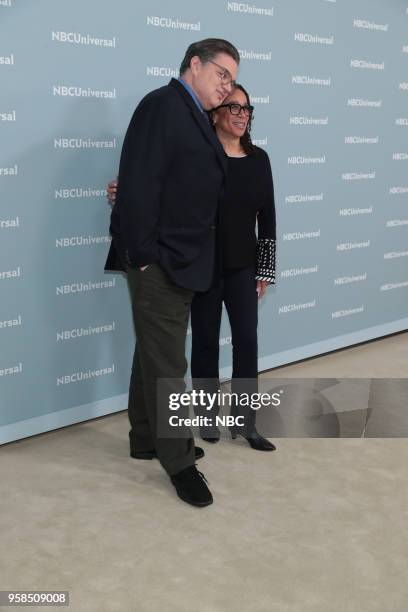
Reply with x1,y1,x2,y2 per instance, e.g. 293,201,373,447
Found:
179,38,240,76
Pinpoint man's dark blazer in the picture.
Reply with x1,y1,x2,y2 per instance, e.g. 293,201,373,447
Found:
104,78,228,292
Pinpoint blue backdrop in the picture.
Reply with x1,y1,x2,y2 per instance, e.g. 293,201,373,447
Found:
1,0,407,443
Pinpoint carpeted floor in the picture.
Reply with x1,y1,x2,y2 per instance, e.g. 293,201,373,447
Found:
1,331,407,612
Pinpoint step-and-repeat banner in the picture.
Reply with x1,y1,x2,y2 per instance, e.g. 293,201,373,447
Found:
1,0,407,443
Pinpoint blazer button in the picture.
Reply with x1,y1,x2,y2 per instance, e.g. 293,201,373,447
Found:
210,225,216,230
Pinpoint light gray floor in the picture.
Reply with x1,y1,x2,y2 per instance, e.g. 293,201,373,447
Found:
1,332,407,612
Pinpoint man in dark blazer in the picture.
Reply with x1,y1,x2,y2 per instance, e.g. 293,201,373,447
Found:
105,39,240,507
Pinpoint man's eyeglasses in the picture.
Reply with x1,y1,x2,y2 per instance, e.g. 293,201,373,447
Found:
215,103,254,118
208,59,237,90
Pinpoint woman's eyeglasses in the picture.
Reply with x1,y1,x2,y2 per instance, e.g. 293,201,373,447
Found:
215,103,254,118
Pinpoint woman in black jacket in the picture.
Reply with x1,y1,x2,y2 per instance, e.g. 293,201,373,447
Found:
191,84,276,451
107,83,276,452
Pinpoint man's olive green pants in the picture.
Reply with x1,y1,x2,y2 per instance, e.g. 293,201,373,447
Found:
127,263,196,476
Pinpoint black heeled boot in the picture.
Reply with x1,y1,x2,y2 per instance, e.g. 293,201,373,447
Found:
200,426,221,444
230,428,276,451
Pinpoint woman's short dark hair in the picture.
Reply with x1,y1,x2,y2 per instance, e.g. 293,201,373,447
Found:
179,38,240,76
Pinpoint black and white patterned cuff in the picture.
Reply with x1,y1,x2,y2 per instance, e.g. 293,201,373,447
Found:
255,238,276,283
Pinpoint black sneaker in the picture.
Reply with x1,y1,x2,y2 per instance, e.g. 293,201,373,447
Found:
170,464,213,507
131,446,205,461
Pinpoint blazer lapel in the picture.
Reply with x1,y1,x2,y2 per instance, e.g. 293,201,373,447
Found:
169,78,228,176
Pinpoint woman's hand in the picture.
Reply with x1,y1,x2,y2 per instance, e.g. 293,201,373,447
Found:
107,178,118,205
256,280,269,299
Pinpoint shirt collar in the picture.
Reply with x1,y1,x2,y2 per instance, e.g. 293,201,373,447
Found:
178,77,206,113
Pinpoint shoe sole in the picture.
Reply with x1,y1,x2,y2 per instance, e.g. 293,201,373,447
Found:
174,490,213,507
130,451,155,460
130,450,205,460
201,437,220,444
